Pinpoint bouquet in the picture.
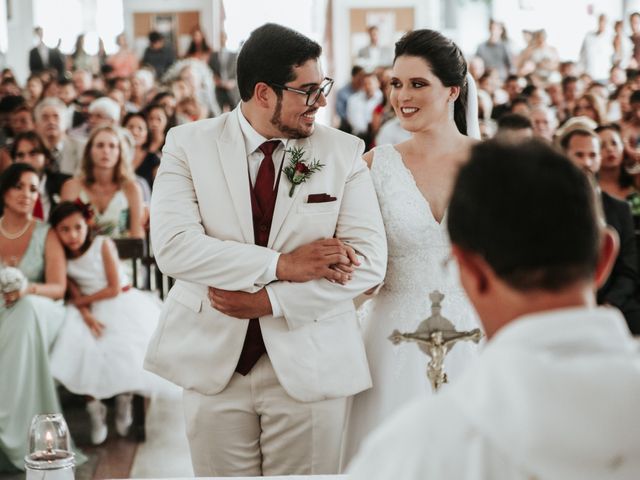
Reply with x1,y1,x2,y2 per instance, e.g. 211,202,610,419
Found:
0,266,27,293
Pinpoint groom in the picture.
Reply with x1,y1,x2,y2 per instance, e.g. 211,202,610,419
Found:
146,23,387,476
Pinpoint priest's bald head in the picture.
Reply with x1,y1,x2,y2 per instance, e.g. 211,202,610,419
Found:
447,139,618,338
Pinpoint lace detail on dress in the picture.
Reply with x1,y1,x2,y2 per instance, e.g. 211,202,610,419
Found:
370,145,464,297
367,143,479,363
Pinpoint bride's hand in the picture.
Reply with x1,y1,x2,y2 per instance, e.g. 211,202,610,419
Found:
328,263,354,284
277,238,360,283
327,243,361,284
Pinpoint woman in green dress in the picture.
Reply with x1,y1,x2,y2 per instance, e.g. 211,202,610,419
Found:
0,163,67,472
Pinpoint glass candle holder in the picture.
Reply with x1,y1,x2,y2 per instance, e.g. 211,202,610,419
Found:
25,414,75,479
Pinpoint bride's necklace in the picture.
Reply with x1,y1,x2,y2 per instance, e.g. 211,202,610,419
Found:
0,216,32,240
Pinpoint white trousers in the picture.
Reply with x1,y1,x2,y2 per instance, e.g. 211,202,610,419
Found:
183,355,348,477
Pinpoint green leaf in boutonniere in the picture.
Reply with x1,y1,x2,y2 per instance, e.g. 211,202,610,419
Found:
283,146,324,197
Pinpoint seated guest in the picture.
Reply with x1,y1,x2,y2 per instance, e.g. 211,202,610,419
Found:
122,112,160,190
596,124,640,218
34,97,84,175
348,139,640,479
336,65,365,132
491,75,524,120
69,96,121,143
0,163,67,472
49,202,165,445
11,131,69,220
0,104,36,169
8,104,35,138
529,104,557,142
175,96,206,124
573,92,607,125
562,128,640,334
346,72,382,142
509,96,531,117
143,103,168,157
60,125,143,238
494,112,533,142
148,90,177,129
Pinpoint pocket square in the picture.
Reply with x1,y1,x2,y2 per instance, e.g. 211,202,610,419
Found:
307,193,337,203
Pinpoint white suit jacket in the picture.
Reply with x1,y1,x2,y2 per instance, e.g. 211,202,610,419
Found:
145,109,387,402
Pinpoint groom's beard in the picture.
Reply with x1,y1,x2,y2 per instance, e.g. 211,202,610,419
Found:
270,97,312,139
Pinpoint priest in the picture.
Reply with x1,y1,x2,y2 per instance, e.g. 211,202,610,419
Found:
348,139,640,480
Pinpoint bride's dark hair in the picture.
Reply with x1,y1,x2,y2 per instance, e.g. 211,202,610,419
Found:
394,29,468,135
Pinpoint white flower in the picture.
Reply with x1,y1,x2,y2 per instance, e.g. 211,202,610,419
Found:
0,267,27,293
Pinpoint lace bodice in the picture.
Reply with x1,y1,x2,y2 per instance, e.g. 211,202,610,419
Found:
370,144,465,299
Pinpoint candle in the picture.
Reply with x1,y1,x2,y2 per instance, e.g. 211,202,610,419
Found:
45,431,54,451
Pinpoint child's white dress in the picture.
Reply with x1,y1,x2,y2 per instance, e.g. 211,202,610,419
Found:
51,236,164,399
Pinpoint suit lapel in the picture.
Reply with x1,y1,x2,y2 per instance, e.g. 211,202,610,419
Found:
216,112,254,244
268,136,311,247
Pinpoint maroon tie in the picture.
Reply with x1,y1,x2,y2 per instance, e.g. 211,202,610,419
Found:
235,140,280,376
254,140,279,213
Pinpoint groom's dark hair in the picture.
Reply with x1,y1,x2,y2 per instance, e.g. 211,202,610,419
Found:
447,139,602,291
237,23,322,102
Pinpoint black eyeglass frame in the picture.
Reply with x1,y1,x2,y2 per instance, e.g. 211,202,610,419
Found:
268,77,334,106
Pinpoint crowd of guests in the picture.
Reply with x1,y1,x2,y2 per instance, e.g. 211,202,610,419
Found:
0,26,228,472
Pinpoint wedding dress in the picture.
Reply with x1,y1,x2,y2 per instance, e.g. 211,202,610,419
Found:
342,144,483,465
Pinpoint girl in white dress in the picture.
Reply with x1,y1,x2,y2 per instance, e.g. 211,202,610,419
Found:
342,29,483,465
49,201,162,445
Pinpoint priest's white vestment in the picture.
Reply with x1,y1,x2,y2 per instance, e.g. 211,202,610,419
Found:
348,307,640,479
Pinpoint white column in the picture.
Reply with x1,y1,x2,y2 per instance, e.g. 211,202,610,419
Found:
6,0,36,84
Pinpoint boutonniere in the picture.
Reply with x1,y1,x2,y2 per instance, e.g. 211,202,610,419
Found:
283,146,324,197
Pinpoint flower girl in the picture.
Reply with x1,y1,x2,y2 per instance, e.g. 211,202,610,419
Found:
49,201,162,445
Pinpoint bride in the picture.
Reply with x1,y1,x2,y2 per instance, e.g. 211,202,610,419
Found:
342,29,482,465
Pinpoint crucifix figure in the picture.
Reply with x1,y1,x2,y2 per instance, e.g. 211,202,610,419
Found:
389,290,483,392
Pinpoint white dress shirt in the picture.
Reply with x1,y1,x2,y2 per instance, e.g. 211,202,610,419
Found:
236,106,288,317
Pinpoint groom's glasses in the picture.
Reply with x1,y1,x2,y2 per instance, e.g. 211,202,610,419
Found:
269,78,334,106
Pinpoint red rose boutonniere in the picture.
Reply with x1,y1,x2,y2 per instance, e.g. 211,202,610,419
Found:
283,146,324,197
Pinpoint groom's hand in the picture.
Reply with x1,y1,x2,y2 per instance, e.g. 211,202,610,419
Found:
208,287,273,319
276,238,360,284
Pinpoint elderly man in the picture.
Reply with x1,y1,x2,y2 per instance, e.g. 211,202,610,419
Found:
348,139,640,479
34,97,83,175
69,96,121,143
529,105,557,142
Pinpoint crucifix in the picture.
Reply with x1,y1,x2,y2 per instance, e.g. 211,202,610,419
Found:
389,290,483,392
